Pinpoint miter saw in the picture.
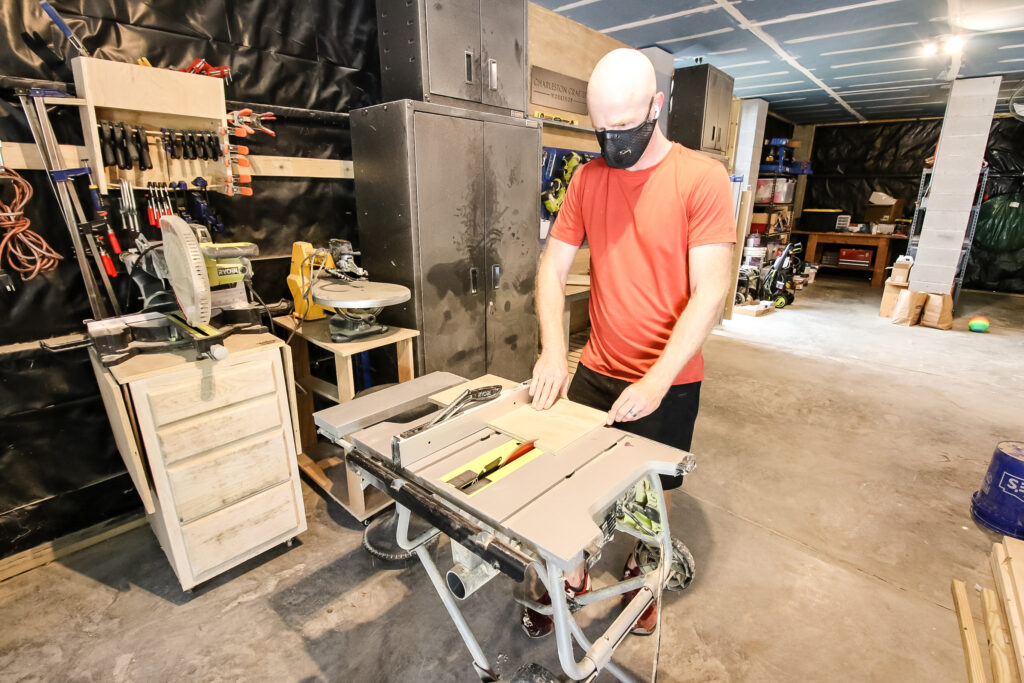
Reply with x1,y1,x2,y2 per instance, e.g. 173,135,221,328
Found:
87,215,266,365
286,240,410,342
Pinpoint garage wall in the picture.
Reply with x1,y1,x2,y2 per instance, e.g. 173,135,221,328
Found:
0,0,380,559
803,116,1024,293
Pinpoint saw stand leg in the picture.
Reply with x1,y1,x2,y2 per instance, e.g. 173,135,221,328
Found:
395,504,499,682
538,473,673,683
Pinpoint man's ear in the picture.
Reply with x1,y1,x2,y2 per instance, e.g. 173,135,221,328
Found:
652,91,666,119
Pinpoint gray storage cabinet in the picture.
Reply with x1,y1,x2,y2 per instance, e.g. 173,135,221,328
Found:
377,0,528,114
667,64,735,158
351,99,541,381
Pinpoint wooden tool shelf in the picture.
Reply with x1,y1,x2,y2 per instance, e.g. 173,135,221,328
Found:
71,56,232,195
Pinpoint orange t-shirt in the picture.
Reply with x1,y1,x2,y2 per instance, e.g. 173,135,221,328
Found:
550,142,736,385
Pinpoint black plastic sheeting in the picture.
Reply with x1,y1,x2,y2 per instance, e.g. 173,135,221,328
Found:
0,345,140,555
0,0,380,558
805,117,1024,293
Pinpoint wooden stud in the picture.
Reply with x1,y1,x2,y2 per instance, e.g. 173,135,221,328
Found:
992,542,1024,676
335,356,356,403
951,579,987,683
982,586,1021,683
396,337,415,383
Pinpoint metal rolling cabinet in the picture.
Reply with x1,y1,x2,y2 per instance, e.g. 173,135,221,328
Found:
376,0,528,115
667,63,735,160
350,100,540,381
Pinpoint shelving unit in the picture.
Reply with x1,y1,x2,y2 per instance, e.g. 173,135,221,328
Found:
71,56,232,195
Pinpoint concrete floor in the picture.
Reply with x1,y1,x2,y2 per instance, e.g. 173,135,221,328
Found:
1,275,1022,682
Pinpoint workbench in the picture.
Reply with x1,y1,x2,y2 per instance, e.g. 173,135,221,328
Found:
89,332,306,591
272,315,419,521
793,230,908,287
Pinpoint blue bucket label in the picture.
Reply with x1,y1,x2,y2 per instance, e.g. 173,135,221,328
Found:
999,472,1024,502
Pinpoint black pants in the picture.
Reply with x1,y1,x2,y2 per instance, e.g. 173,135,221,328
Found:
568,363,700,490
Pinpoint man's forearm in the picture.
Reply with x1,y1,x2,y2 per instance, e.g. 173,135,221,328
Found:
536,260,568,356
646,280,729,387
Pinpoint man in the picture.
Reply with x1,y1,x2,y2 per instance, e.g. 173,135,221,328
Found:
522,49,736,638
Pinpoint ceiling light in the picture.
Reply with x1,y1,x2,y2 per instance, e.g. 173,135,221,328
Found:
944,36,965,53
922,42,939,56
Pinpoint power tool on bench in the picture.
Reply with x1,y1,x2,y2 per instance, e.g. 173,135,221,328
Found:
87,215,267,364
286,240,410,343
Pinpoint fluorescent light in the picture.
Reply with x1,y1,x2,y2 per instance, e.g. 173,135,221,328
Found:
770,98,807,103
733,71,789,80
601,5,720,34
832,56,922,69
944,36,965,53
998,43,1024,49
820,41,921,56
784,23,917,44
739,87,821,97
922,42,939,55
753,0,901,27
708,48,747,55
833,69,927,79
553,0,602,10
1001,58,1024,63
734,81,804,90
716,60,771,68
659,28,734,44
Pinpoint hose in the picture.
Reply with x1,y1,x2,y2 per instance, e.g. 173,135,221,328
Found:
0,166,62,280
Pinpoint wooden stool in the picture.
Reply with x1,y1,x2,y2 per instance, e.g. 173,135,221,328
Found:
273,316,419,521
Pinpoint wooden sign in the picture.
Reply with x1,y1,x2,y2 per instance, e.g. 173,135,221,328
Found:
531,66,589,115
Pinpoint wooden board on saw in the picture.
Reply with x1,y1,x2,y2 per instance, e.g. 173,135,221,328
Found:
488,398,606,452
430,374,521,407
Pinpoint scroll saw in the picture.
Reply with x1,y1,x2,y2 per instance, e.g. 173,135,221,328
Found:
286,240,410,342
87,215,266,364
314,374,698,682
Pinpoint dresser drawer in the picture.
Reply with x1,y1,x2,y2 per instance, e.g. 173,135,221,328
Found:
181,481,299,577
144,355,280,427
156,394,285,465
166,429,293,523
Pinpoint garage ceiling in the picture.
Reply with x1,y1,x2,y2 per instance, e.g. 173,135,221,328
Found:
531,0,1024,123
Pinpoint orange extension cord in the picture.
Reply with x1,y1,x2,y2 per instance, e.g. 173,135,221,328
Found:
0,166,62,280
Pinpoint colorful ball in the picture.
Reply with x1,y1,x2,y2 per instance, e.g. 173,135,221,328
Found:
969,316,990,333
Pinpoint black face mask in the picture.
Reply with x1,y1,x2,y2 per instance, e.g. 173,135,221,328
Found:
595,99,658,170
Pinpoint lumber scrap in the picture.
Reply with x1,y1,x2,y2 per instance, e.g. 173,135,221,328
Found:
982,585,1021,683
992,542,1024,676
952,579,989,683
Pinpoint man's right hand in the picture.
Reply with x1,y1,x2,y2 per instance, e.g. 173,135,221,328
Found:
529,350,569,410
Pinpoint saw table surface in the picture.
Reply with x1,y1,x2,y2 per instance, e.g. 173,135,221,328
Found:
310,278,411,309
338,376,688,569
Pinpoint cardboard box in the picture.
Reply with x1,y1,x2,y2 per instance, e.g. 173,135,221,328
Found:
891,259,912,285
879,277,909,317
863,199,906,224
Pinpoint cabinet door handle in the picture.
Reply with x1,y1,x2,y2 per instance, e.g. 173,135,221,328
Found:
491,264,501,289
488,58,498,90
469,267,479,293
465,51,474,83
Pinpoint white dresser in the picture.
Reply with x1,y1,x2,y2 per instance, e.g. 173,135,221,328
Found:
90,333,306,590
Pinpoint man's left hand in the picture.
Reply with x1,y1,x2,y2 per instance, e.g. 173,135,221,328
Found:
607,374,671,425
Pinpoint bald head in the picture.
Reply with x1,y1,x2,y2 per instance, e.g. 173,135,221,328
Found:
588,49,659,131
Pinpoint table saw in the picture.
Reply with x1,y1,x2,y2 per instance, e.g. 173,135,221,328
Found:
314,373,697,682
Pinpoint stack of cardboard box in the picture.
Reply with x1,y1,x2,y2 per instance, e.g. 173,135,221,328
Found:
880,258,954,329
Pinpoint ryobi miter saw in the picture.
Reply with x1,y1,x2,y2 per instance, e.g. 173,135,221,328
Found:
286,240,410,342
87,215,266,364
